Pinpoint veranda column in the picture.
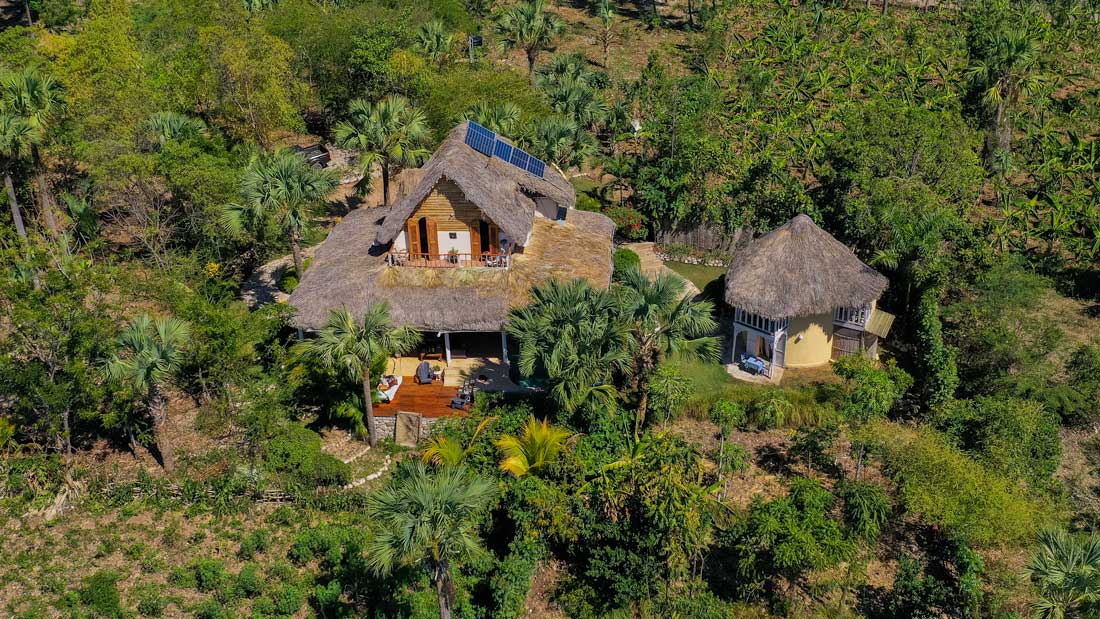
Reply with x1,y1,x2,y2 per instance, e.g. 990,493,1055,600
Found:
444,332,452,365
501,331,509,364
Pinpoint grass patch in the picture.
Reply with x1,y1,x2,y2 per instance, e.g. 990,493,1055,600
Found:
664,261,726,301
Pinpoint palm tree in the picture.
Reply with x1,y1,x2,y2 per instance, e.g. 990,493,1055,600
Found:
593,0,617,68
524,115,597,169
333,95,432,206
497,416,572,477
223,150,338,279
494,0,567,85
422,417,495,467
1025,529,1100,619
0,113,35,243
966,28,1046,165
293,305,420,447
417,20,455,67
143,112,208,148
366,462,496,619
616,268,719,437
462,101,522,135
103,315,191,469
507,279,631,414
0,69,64,239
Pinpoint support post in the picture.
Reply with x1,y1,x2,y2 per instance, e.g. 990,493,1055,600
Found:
444,332,452,365
501,331,509,364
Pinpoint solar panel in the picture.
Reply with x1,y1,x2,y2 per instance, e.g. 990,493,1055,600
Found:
508,148,530,171
526,157,546,178
493,140,513,161
464,121,495,157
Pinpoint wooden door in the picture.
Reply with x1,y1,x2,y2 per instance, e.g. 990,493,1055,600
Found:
469,222,481,257
424,218,439,257
406,219,421,255
488,224,500,254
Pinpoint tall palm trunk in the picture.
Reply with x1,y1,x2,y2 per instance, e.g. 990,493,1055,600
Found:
23,0,32,25
4,172,28,242
362,369,379,447
635,377,650,438
289,231,305,280
151,391,174,472
987,97,1013,163
31,146,59,238
433,561,454,619
526,49,538,85
381,163,391,206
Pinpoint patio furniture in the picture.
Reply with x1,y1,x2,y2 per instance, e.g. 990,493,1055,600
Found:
742,356,766,375
415,361,434,384
377,376,402,402
449,379,475,410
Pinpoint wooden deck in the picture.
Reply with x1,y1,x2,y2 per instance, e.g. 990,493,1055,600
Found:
374,378,466,418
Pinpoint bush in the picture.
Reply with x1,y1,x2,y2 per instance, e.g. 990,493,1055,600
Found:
192,599,230,619
269,584,307,615
491,539,546,619
236,563,264,598
79,570,122,618
838,480,891,541
238,529,271,560
603,205,647,240
862,420,1053,546
611,248,641,281
575,192,601,212
191,559,229,594
263,424,351,490
135,585,167,617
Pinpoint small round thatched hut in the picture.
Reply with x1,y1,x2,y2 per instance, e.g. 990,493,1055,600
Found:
724,214,892,373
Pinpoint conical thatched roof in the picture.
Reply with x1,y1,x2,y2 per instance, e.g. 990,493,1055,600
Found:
374,122,576,247
724,214,888,319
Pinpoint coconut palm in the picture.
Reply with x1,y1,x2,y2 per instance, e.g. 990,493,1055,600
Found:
222,149,338,279
966,28,1046,165
616,268,719,436
333,95,432,206
103,314,191,469
507,278,631,414
0,69,64,238
494,0,567,84
1024,529,1100,619
365,462,496,619
462,101,522,135
0,113,35,243
417,20,455,67
497,417,572,477
293,304,420,447
143,112,208,148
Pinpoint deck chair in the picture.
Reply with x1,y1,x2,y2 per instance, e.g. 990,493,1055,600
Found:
415,360,433,384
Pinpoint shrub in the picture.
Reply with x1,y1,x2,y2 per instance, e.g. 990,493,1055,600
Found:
720,443,751,475
79,570,122,618
269,584,307,615
136,590,167,617
190,559,229,594
611,248,641,281
838,480,891,541
192,599,230,619
790,423,839,472
862,420,1053,546
575,192,601,212
263,424,351,490
236,563,264,598
604,205,647,240
490,539,546,619
238,529,271,560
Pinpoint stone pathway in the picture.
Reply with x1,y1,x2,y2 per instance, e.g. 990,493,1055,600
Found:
344,455,392,490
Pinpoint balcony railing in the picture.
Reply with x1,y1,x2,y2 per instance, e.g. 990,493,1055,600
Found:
386,251,511,269
834,305,871,329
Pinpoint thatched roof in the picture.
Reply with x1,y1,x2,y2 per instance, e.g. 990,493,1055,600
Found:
375,122,576,246
288,203,615,332
724,214,888,319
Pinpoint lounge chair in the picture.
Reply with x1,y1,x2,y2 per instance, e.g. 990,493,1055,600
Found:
415,360,434,384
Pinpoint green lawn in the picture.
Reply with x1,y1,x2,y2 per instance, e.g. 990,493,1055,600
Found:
664,261,726,300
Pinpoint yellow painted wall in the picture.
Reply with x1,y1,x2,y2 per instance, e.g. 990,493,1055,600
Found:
784,313,834,368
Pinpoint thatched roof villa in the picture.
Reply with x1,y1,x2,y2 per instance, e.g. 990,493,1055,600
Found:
289,121,615,387
724,214,895,376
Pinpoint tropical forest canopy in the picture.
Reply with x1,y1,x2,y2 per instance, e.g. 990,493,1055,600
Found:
1,0,1100,617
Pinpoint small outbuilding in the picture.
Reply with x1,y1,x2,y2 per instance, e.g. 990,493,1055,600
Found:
723,214,894,375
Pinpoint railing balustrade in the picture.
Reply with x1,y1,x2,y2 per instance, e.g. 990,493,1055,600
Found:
834,305,871,328
386,251,511,269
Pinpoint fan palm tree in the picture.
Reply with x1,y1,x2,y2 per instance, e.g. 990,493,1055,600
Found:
494,0,567,85
462,101,522,135
524,115,597,169
497,417,572,477
616,268,719,436
333,95,432,206
966,28,1046,165
1024,529,1100,619
507,278,630,414
0,69,64,239
0,113,35,243
365,462,496,619
143,112,208,148
293,304,420,446
593,0,617,68
103,314,191,469
223,150,338,279
417,20,455,67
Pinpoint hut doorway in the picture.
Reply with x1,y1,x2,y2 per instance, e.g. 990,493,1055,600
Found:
416,217,439,256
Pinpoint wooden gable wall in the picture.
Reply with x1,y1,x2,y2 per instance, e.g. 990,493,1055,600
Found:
410,178,486,232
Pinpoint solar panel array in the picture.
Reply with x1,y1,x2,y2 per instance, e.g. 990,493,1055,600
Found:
464,120,546,179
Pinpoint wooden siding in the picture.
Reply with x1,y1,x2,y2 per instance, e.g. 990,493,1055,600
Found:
411,178,486,232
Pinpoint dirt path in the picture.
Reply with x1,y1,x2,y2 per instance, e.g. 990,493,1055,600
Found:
619,241,702,298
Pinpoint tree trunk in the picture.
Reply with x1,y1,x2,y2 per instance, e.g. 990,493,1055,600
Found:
603,36,610,70
635,377,650,438
4,172,28,242
527,49,538,85
881,0,888,14
381,163,390,206
290,231,305,280
434,565,454,619
865,0,871,9
62,407,72,457
23,0,32,25
362,371,379,448
35,166,60,239
854,444,864,481
152,394,174,472
716,429,726,498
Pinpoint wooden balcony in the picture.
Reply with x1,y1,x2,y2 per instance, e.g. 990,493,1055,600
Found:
386,250,511,269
